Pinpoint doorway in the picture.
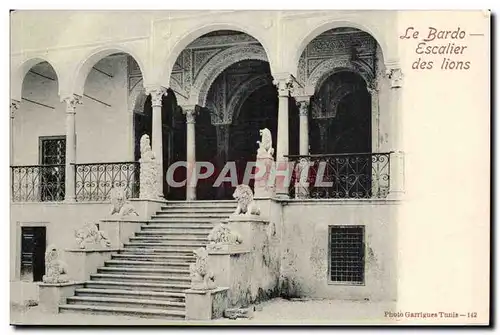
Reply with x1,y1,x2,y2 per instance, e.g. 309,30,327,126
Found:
20,226,46,282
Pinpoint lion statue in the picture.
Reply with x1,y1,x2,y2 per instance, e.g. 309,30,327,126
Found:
110,186,139,217
42,245,69,283
232,184,261,216
189,247,216,290
75,223,111,249
256,128,274,158
208,223,242,247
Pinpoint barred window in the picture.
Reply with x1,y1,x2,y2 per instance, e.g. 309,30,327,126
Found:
329,225,365,284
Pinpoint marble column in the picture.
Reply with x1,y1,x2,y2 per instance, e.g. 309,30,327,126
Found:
273,75,293,198
316,119,330,154
62,94,81,202
146,87,167,198
183,105,199,201
295,97,310,156
10,99,20,165
215,123,230,199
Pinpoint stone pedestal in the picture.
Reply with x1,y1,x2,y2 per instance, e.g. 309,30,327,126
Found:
38,281,84,313
128,198,166,221
254,156,275,198
226,215,270,250
65,248,119,281
184,287,229,320
208,215,279,308
99,219,142,248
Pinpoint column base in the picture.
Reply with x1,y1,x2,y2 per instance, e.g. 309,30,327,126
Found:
274,193,290,200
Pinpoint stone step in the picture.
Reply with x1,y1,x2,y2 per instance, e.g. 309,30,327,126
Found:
112,253,195,261
142,223,216,228
98,266,190,276
124,242,206,249
159,207,235,214
120,248,195,255
135,231,212,237
75,288,185,302
84,280,190,292
135,232,210,240
105,260,190,269
91,273,190,284
127,239,208,245
163,200,236,208
59,304,185,319
130,236,208,242
150,216,226,222
66,295,186,310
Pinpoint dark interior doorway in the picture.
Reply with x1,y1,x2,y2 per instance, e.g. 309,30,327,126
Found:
310,71,372,155
20,226,46,282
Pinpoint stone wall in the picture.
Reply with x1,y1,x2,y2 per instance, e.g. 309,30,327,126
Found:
10,202,110,281
279,199,399,302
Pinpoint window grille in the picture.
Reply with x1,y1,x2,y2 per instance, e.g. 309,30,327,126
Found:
329,225,365,284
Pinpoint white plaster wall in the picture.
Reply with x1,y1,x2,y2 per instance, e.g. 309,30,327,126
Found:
12,54,133,166
10,202,111,281
280,200,400,302
76,55,133,163
13,66,65,165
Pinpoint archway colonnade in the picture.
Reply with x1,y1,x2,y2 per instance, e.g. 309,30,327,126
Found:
10,13,403,201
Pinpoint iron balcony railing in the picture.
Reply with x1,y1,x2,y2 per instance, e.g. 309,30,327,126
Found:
11,164,66,202
11,161,140,202
74,161,140,201
287,152,392,199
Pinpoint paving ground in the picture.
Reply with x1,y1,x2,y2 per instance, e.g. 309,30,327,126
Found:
11,298,396,325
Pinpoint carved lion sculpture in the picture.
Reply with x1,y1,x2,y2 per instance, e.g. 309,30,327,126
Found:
75,223,111,249
232,184,261,216
110,186,139,217
139,134,155,162
256,128,274,158
189,247,216,290
42,245,69,283
208,223,242,246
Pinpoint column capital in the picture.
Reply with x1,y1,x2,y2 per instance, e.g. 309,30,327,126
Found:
61,94,82,113
10,99,20,118
182,105,201,124
295,97,311,117
146,86,168,107
272,73,294,97
385,67,403,88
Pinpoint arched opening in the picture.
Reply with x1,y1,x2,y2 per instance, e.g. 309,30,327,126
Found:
167,30,285,200
310,71,371,154
293,27,384,199
12,61,65,203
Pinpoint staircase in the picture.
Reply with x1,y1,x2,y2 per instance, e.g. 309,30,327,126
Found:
59,200,237,319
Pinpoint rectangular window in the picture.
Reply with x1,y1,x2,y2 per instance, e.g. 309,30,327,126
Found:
329,225,365,284
39,136,66,201
39,136,66,165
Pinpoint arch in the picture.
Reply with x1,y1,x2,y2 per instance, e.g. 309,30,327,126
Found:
190,44,268,107
161,23,275,87
292,20,390,77
228,74,273,122
308,59,373,92
11,56,61,101
71,45,148,96
128,77,147,115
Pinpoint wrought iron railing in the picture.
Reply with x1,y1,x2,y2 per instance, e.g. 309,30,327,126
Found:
11,165,65,202
287,152,392,199
74,162,140,201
